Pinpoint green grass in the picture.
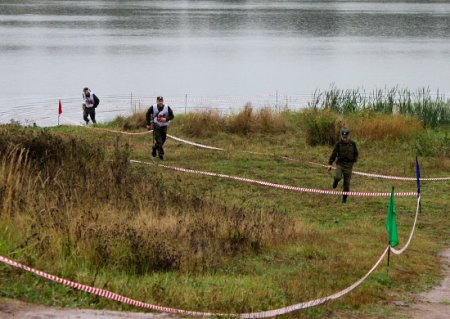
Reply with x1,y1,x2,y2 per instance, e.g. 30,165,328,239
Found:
0,113,449,319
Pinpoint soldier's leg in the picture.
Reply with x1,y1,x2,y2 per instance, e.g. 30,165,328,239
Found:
159,127,167,157
82,105,89,124
89,108,96,124
154,127,164,157
333,165,343,188
151,130,157,157
342,167,352,203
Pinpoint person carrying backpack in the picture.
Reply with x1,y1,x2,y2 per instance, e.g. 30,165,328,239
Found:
82,87,99,125
146,96,174,160
327,128,359,203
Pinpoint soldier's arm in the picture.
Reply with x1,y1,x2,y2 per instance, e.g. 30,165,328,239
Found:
167,106,174,121
146,107,154,126
353,142,359,163
328,143,339,165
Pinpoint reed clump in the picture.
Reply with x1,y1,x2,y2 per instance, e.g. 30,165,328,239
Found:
0,126,297,274
309,86,450,128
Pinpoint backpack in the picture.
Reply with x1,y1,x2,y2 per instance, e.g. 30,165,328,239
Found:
93,94,100,108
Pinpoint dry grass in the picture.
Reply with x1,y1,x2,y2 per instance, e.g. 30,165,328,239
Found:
0,127,297,273
177,109,224,137
348,113,423,141
0,121,448,317
227,104,287,135
158,104,289,137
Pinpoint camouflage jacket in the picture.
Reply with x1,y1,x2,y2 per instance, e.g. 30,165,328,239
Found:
328,140,359,166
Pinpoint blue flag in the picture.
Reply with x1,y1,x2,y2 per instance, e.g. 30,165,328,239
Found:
416,157,421,195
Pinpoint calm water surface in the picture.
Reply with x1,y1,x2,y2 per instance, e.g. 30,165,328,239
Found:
0,0,450,124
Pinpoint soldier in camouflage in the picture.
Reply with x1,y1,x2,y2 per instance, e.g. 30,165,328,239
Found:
328,128,359,203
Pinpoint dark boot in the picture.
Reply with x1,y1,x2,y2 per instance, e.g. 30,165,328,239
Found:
342,195,348,203
332,179,339,189
152,146,157,157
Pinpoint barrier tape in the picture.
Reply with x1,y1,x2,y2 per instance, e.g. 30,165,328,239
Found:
1,197,420,317
131,160,417,197
167,135,225,151
0,246,389,318
94,128,152,136
60,116,153,135
308,162,450,181
166,133,450,182
60,119,450,181
0,197,420,316
391,195,421,255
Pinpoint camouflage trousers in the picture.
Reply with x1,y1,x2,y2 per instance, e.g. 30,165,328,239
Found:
334,164,353,192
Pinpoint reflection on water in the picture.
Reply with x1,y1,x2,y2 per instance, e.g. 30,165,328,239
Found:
0,0,450,125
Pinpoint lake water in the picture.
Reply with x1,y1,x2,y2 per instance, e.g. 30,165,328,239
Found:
1,0,450,125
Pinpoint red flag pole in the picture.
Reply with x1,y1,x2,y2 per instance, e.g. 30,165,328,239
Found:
58,100,62,125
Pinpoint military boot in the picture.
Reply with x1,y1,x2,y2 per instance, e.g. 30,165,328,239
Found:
342,195,348,203
152,146,157,157
332,179,339,189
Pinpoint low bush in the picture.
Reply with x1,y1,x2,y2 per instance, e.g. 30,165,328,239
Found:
301,109,343,146
415,129,450,157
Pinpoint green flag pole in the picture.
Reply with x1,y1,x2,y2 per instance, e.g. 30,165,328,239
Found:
387,240,391,274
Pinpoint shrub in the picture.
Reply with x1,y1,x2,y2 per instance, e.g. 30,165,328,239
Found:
415,129,450,157
301,109,342,146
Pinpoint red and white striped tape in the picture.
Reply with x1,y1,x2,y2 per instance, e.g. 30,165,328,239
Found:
391,195,421,255
308,162,450,181
164,133,449,182
167,135,225,151
61,116,153,135
62,120,450,181
131,160,417,197
1,197,420,317
0,246,389,318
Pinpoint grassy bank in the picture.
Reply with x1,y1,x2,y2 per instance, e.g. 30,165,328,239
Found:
0,108,449,318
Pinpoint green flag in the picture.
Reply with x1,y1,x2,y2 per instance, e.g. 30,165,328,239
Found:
386,188,399,247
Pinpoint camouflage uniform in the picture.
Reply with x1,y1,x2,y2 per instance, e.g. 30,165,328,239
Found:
328,139,359,202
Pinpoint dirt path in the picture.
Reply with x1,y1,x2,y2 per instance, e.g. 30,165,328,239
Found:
1,249,449,319
0,299,180,319
405,248,450,319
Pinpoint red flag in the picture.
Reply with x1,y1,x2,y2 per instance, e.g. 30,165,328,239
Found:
58,100,62,115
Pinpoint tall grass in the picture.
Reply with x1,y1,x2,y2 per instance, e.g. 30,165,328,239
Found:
0,126,296,273
114,105,289,137
299,110,424,146
309,86,450,128
0,123,448,317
